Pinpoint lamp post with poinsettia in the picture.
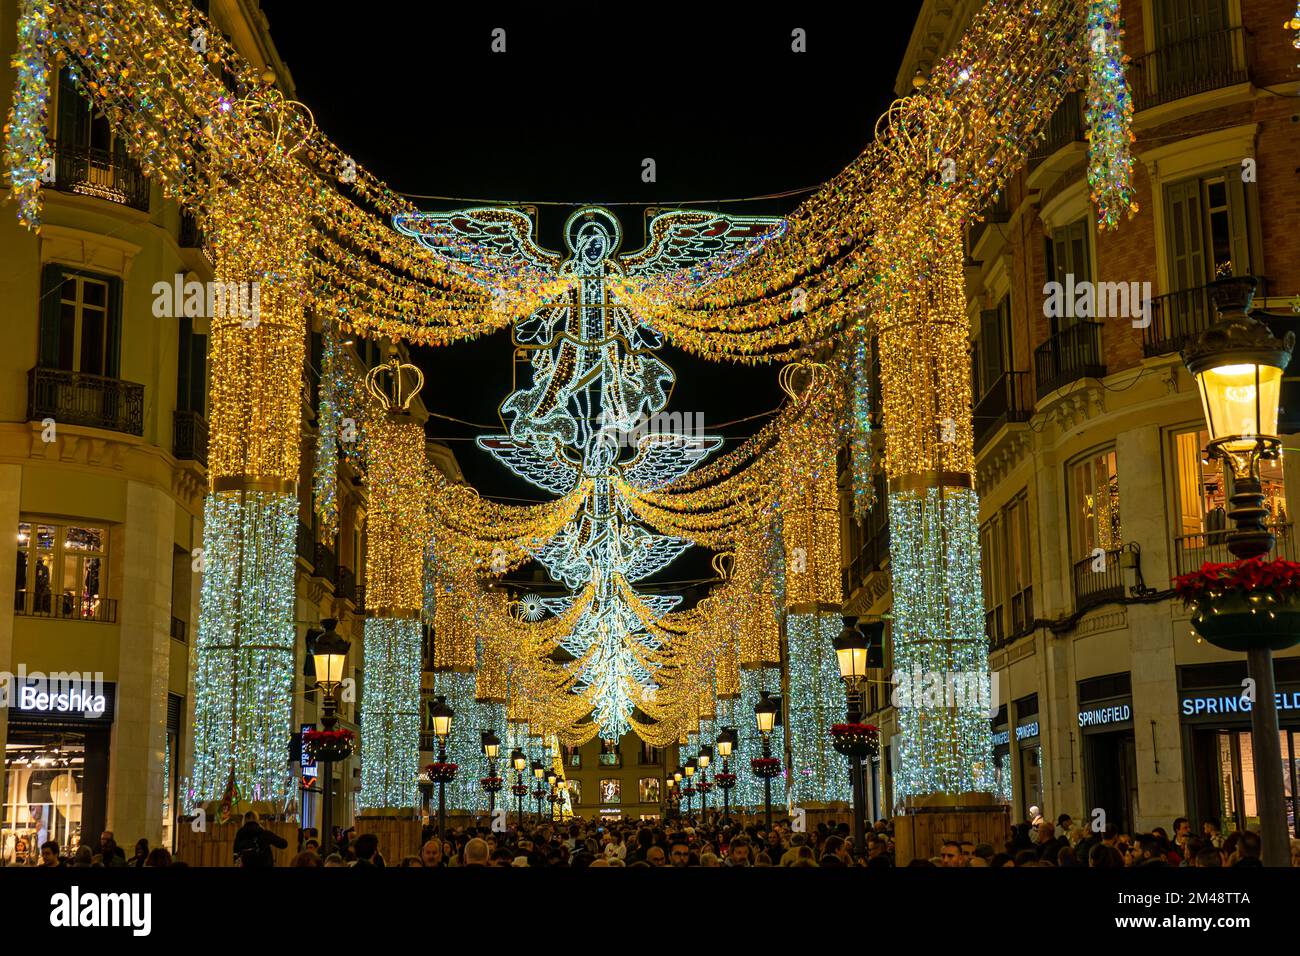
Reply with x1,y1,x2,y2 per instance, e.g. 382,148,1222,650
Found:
1179,276,1296,866
426,695,455,843
481,730,503,821
753,692,781,829
511,748,528,830
832,619,882,861
715,727,738,825
307,619,351,852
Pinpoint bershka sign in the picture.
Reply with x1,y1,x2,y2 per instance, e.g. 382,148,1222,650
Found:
49,887,151,936
0,667,108,718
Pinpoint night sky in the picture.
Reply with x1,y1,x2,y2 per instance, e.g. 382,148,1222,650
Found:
259,3,923,590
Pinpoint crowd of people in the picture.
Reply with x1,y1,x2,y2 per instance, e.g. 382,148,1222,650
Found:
18,808,1300,868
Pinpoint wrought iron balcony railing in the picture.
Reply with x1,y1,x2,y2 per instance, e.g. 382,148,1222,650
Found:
15,589,117,623
1129,27,1251,113
1174,523,1293,578
1027,91,1084,167
973,370,1033,452
1072,548,1125,614
47,140,149,211
27,366,144,436
173,409,208,467
1033,322,1106,399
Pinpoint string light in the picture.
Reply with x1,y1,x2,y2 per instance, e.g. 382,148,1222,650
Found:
1084,0,1138,230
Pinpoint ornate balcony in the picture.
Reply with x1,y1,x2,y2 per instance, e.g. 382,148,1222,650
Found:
47,140,149,211
27,366,144,437
1129,27,1251,113
15,590,117,623
173,409,208,467
973,370,1032,453
1033,322,1106,399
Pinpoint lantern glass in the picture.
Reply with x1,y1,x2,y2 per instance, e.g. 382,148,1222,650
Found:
511,750,527,773
716,738,733,758
484,741,500,760
698,753,710,770
754,697,777,735
431,712,452,740
1195,362,1283,452
835,643,869,681
312,650,347,690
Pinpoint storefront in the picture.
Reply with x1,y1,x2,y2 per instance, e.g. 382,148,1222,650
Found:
1014,694,1042,822
1178,661,1300,839
1077,673,1137,834
2,678,115,862
990,706,1012,806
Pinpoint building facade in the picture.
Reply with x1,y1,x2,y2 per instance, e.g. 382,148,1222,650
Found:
0,0,461,860
845,0,1300,838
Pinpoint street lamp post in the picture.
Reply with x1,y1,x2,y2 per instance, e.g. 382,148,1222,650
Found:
833,620,880,861
531,760,545,824
546,769,559,822
482,730,501,819
697,746,711,822
429,695,454,843
716,727,737,826
684,759,696,818
309,619,350,855
511,748,527,830
672,768,683,820
755,691,779,829
1181,276,1297,867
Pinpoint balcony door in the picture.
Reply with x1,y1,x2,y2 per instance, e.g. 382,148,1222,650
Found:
1153,0,1230,92
39,265,122,378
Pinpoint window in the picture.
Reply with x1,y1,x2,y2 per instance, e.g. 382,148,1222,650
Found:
980,492,1035,643
1164,173,1252,291
1171,427,1286,573
975,294,1013,399
562,744,581,769
564,778,582,805
598,739,620,767
1045,218,1093,331
1070,451,1121,561
176,317,207,414
638,778,661,804
1152,0,1230,88
599,779,621,804
14,521,108,620
638,742,661,765
38,267,123,378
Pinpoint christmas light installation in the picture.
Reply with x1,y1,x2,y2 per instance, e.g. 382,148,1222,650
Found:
190,90,313,807
1084,0,1137,230
397,206,779,742
313,322,342,543
786,612,853,805
358,352,430,810
2,0,51,229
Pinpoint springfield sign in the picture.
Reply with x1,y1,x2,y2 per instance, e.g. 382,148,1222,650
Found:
1078,703,1131,727
0,667,108,717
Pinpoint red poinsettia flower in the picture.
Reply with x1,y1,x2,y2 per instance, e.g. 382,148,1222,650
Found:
1172,558,1300,605
303,728,355,746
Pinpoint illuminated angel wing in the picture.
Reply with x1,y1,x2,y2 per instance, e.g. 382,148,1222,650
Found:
475,436,579,496
621,432,725,490
621,210,786,278
393,207,563,279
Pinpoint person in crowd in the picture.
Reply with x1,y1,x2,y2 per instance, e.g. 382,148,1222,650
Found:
233,811,289,868
98,831,126,866
144,847,172,867
938,840,962,867
128,838,149,867
289,851,320,867
1201,818,1223,849
420,840,444,867
463,838,490,866
724,835,751,867
39,841,63,867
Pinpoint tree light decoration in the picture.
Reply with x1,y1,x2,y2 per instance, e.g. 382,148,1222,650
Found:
786,612,853,805
1084,0,1138,230
190,491,297,804
358,617,422,810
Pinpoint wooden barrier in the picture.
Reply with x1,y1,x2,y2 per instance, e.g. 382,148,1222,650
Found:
354,813,424,863
174,819,299,867
893,794,1009,864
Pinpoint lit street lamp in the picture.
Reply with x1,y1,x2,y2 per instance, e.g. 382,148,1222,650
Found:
429,695,454,842
531,760,546,823
833,619,883,861
697,745,712,822
754,691,780,829
481,730,502,819
1181,276,1297,866
716,726,738,825
511,748,528,830
309,619,349,854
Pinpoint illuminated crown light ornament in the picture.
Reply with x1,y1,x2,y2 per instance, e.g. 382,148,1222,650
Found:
1084,0,1138,230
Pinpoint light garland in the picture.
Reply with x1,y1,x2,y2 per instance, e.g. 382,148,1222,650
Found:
312,323,341,542
1084,0,1138,230
786,612,853,806
1,0,51,229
